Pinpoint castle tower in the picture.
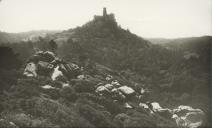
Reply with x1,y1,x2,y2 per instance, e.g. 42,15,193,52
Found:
103,7,107,17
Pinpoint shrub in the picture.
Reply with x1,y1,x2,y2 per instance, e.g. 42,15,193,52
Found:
24,97,93,128
74,80,95,93
3,113,31,127
0,118,18,128
0,69,20,92
77,103,115,127
10,78,41,98
117,110,157,128
78,93,124,115
0,46,22,70
59,86,78,102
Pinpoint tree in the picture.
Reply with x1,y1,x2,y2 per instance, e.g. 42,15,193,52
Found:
0,46,22,69
48,40,58,53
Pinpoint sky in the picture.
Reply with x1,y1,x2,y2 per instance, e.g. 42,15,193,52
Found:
0,0,211,38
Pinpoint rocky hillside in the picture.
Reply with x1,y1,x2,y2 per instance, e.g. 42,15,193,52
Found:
0,49,207,128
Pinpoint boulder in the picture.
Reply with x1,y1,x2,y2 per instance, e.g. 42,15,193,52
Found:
51,66,64,81
105,75,113,81
104,84,114,90
41,51,56,62
95,86,110,94
23,62,37,77
111,80,121,87
111,89,126,101
62,83,69,88
172,105,205,128
124,103,133,109
77,75,85,80
37,61,54,70
118,86,135,95
150,102,162,112
139,103,149,109
172,114,187,128
61,63,81,79
28,51,55,63
183,112,204,128
41,85,56,89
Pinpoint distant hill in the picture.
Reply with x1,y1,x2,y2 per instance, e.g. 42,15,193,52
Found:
148,36,211,66
147,36,212,49
146,38,172,44
0,30,60,43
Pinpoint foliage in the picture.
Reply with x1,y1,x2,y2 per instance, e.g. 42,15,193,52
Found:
77,101,115,127
73,80,96,93
48,40,58,53
0,46,22,69
59,86,78,102
24,97,94,128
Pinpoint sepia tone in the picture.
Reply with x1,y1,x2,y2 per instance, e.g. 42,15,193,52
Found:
0,0,211,128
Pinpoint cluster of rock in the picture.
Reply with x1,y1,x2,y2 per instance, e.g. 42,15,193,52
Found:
94,76,205,128
139,103,205,128
23,50,81,82
95,75,137,108
172,105,205,128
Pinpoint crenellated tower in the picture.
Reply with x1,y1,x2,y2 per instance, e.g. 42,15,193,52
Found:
103,7,107,17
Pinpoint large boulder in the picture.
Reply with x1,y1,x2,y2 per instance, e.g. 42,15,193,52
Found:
96,86,110,94
23,62,37,77
51,66,64,81
118,86,135,95
59,63,81,80
172,105,205,128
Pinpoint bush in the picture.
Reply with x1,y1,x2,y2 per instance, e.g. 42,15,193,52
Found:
77,102,115,127
11,78,41,98
0,118,18,128
113,113,130,127
1,112,58,128
0,69,20,92
113,110,157,128
74,80,95,93
79,93,124,115
41,88,60,100
24,97,93,128
60,86,78,102
0,46,22,70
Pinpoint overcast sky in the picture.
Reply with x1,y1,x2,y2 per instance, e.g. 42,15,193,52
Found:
0,0,211,38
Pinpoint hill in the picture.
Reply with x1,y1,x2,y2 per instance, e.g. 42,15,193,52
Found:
146,38,172,44
0,30,60,44
49,11,151,70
